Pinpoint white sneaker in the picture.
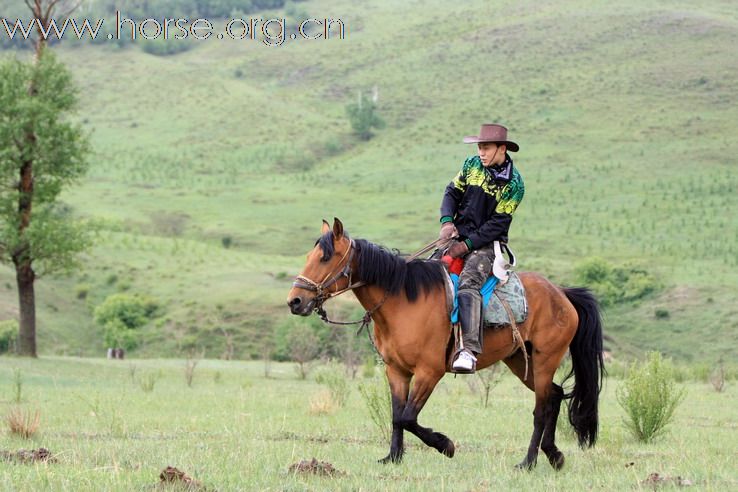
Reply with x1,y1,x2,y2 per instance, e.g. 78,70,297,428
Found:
452,350,477,373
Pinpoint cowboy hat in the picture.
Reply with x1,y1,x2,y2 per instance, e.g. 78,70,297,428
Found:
463,123,519,152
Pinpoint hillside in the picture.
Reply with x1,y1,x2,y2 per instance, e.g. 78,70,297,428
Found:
0,0,736,363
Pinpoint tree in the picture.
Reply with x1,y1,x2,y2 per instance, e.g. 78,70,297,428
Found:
345,89,385,141
287,322,320,380
0,1,91,357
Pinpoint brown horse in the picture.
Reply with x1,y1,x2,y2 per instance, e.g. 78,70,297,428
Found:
287,218,604,470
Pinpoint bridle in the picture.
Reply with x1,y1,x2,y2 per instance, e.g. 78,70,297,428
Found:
291,236,453,336
292,238,365,312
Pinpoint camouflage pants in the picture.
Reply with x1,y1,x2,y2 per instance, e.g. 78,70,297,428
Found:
457,245,495,354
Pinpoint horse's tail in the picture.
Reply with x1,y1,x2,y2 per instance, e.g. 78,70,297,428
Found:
561,287,605,448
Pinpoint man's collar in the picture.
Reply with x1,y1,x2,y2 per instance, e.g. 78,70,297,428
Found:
486,154,513,182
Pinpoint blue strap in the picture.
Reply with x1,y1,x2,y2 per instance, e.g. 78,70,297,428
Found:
450,274,499,324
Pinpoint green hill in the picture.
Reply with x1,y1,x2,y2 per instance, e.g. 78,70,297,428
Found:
0,0,736,363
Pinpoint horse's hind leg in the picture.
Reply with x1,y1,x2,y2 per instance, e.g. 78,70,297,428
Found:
505,349,563,470
380,365,410,464
398,369,455,458
540,383,565,470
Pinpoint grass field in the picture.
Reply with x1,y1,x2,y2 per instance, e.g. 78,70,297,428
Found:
0,0,736,362
0,357,736,491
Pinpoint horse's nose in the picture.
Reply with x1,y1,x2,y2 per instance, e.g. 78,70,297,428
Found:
288,297,302,313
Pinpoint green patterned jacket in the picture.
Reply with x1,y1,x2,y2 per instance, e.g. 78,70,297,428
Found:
440,154,524,248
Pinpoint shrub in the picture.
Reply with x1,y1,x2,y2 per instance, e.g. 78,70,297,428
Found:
616,352,685,443
184,358,199,388
710,361,725,393
314,364,350,408
654,309,670,319
0,320,18,354
309,390,337,416
139,372,159,392
283,321,320,379
12,368,22,403
574,257,659,307
141,38,193,57
6,407,40,439
358,374,392,442
361,355,377,379
345,91,385,141
75,283,90,300
476,363,503,408
95,293,159,350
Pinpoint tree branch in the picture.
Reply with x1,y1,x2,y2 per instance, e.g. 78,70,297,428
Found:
44,0,64,22
59,1,82,21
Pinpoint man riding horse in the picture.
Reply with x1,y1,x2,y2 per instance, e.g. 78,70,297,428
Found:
440,123,525,373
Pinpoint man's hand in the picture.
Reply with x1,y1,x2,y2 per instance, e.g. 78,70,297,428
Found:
439,222,457,240
448,240,469,258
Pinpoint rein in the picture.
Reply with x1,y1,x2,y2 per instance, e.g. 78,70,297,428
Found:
292,237,453,334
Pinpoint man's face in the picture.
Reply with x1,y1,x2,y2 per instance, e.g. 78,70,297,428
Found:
477,142,505,167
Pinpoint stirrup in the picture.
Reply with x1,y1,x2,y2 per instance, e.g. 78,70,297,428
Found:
451,349,477,374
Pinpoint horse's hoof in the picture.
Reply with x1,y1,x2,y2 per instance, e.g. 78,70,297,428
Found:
514,458,536,471
379,454,402,464
442,440,456,458
548,451,565,471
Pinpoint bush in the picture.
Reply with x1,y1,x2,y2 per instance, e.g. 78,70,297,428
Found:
314,364,350,407
140,38,193,57
94,293,159,350
139,371,159,392
358,373,392,442
361,355,377,378
309,390,337,416
287,322,320,379
0,320,18,354
345,91,385,140
5,407,40,439
574,257,659,307
75,283,90,300
616,352,685,443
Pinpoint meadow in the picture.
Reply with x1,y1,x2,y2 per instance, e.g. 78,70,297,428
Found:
0,357,736,491
0,0,736,363
0,0,737,488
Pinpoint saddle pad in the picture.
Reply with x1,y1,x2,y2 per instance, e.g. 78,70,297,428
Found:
484,271,528,326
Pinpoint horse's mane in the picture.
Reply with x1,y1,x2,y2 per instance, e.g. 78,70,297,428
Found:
354,239,446,302
317,232,447,302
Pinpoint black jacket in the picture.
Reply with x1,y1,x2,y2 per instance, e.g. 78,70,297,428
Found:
440,154,524,248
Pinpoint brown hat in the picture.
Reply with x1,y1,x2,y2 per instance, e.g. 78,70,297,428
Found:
463,124,519,152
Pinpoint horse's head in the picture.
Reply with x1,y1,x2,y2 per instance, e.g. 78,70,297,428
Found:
287,218,355,316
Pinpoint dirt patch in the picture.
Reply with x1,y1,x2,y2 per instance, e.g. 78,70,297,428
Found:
641,472,693,488
270,431,330,443
0,447,56,464
288,458,345,477
158,466,206,491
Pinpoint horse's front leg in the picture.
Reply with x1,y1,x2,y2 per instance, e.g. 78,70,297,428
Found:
398,369,455,458
379,365,410,464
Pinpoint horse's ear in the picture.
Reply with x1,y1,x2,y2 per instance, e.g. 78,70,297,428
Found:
332,217,344,239
321,219,330,235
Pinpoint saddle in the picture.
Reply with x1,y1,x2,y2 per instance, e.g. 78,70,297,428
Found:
440,242,528,327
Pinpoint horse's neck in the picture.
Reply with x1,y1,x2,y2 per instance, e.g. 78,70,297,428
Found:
353,284,386,312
